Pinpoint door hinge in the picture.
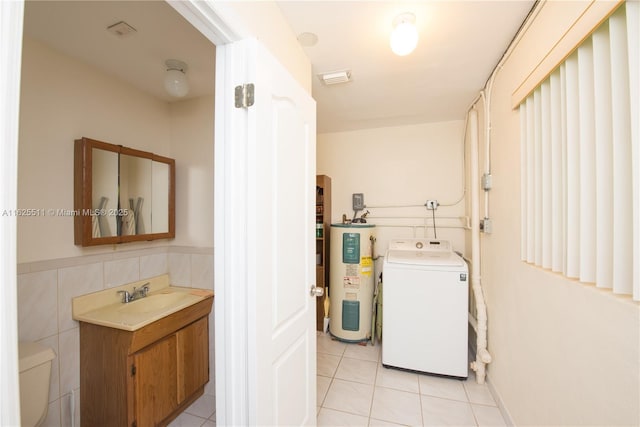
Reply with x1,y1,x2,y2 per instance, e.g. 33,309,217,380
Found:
131,364,136,376
235,83,255,108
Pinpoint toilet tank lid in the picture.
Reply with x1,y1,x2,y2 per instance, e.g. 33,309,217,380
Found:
18,342,56,373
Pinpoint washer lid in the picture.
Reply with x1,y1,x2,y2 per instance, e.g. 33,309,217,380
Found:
386,249,464,266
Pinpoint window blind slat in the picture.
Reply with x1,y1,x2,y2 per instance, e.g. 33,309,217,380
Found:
534,90,543,266
593,21,614,290
577,39,596,283
520,103,528,262
610,5,633,296
541,80,552,269
560,63,568,277
626,0,639,300
550,69,564,273
526,96,535,263
564,52,580,279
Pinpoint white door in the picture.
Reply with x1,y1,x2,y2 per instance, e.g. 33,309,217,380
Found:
251,40,317,425
213,37,317,426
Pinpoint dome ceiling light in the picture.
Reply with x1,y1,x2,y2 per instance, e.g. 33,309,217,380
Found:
164,59,189,98
297,32,319,47
390,12,419,56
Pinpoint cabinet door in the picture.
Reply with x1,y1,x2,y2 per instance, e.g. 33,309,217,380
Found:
133,334,179,427
177,317,209,402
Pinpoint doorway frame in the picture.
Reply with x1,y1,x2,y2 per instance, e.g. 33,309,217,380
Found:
166,2,254,425
0,1,25,423
0,1,254,425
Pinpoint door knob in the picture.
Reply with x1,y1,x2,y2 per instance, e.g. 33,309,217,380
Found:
310,285,324,297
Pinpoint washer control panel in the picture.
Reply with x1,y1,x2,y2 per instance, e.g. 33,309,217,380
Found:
388,238,451,252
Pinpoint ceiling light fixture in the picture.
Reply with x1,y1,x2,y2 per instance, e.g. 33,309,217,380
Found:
390,12,418,56
318,70,352,85
297,32,319,47
164,59,189,98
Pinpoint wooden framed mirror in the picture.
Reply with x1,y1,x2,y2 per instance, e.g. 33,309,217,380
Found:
74,137,175,246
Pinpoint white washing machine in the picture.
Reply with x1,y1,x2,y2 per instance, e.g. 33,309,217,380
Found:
382,238,468,378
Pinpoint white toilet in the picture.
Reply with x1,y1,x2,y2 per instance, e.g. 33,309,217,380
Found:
19,341,55,427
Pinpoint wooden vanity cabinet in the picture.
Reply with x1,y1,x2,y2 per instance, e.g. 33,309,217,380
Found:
79,297,213,427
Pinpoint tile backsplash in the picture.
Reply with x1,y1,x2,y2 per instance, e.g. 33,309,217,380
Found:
17,245,215,427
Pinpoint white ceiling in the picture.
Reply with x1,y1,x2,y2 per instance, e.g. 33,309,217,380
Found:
23,1,216,103
23,1,534,133
277,1,535,133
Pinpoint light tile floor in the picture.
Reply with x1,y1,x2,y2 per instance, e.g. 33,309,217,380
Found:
168,332,507,426
169,392,216,427
317,332,507,427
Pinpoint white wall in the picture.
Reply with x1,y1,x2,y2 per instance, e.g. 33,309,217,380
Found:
169,96,215,248
478,1,640,425
18,37,215,262
18,37,172,263
317,120,466,261
17,36,217,426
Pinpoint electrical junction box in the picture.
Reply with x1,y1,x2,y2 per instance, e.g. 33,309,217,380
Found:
352,193,364,211
482,173,492,191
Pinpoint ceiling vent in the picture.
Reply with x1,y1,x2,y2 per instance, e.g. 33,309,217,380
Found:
107,21,137,38
318,70,352,85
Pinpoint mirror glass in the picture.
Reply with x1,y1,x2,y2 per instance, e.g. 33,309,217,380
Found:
75,137,175,246
119,154,152,236
91,148,118,238
151,161,170,233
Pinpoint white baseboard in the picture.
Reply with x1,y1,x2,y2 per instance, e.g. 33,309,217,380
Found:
485,371,515,426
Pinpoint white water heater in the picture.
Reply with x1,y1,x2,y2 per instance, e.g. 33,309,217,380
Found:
329,223,376,342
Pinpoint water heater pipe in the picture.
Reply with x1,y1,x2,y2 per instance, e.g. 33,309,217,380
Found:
468,108,492,384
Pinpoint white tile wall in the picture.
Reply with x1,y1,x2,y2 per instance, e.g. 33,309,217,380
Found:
140,253,169,278
169,252,192,285
191,253,214,290
57,328,79,397
104,257,140,288
16,245,214,427
17,270,58,341
57,263,103,332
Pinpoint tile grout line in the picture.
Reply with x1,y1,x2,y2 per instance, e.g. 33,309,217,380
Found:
367,342,380,425
463,370,480,427
319,335,345,414
417,364,425,427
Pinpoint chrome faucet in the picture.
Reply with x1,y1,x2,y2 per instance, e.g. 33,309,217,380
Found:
117,283,150,303
117,289,132,303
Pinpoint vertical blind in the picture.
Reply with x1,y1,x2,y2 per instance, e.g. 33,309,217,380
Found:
520,2,639,301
